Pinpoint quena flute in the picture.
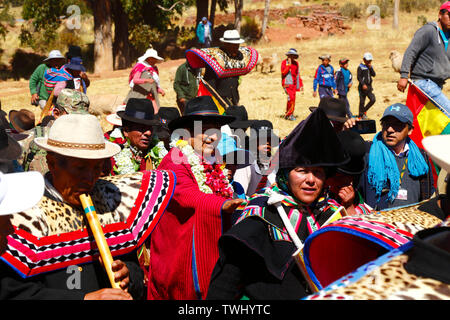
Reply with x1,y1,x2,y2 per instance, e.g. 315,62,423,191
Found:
79,193,121,289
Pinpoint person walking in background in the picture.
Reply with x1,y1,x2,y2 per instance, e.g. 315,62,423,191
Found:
196,17,213,48
397,1,450,114
313,54,337,100
281,48,303,121
357,52,376,119
335,58,353,118
173,58,200,114
29,50,66,109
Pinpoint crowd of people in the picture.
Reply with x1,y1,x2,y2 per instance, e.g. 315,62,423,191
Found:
0,2,449,301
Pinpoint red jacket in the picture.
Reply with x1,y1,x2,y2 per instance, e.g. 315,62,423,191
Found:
281,59,303,91
147,148,228,300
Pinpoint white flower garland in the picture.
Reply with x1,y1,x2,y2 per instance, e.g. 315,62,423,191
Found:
170,139,213,194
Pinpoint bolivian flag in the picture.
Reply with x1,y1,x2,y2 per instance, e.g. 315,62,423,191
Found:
406,81,450,185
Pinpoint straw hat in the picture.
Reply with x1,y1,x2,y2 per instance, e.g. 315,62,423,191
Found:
43,50,65,62
138,48,163,63
220,29,245,44
34,114,120,159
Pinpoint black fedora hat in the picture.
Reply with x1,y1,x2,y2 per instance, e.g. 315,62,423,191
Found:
279,108,349,169
66,45,82,59
168,96,235,131
309,97,348,123
117,98,161,126
248,120,280,144
158,107,181,125
0,126,22,161
224,105,255,129
336,130,366,175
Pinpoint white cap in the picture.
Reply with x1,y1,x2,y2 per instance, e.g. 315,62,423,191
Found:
44,50,65,61
0,171,45,216
106,104,126,126
363,52,373,61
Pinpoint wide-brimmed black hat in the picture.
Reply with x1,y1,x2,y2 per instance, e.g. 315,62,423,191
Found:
117,98,161,126
309,97,348,123
224,105,255,129
278,108,349,169
336,130,366,175
168,96,235,131
158,107,181,125
0,126,22,161
248,120,280,144
66,45,82,59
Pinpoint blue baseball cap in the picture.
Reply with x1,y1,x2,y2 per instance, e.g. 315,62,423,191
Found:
381,103,413,126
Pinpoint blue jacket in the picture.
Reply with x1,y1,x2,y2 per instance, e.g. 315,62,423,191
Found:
335,68,352,96
196,21,212,44
313,64,336,91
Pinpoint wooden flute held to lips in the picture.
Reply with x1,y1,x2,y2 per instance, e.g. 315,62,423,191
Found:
79,193,121,289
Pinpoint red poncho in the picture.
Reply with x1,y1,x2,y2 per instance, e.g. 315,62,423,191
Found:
147,148,229,300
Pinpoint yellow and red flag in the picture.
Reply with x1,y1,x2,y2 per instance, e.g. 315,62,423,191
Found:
406,81,450,186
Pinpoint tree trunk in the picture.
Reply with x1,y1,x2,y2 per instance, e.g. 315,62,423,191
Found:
91,0,114,74
111,0,131,70
393,0,399,29
196,0,209,25
261,0,270,38
210,0,217,28
234,0,243,32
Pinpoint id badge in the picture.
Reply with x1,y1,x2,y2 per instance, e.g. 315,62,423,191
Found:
396,189,408,200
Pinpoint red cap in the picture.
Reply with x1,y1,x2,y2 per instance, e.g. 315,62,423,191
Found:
440,1,450,11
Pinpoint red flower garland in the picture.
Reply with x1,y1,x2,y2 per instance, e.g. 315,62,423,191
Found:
201,158,234,199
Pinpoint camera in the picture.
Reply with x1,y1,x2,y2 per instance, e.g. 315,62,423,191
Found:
350,119,376,134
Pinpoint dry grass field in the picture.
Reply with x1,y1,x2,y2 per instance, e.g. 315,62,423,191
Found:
1,1,448,140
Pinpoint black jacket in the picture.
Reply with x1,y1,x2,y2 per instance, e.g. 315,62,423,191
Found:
0,252,144,300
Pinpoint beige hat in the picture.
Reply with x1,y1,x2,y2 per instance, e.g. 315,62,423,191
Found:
138,48,163,63
106,104,126,126
34,114,120,159
220,29,245,44
422,134,450,174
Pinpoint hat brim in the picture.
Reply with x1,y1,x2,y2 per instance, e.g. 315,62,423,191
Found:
66,65,86,72
117,111,162,126
309,107,348,123
106,113,122,127
337,157,366,175
168,114,236,131
422,135,450,174
9,110,35,133
34,137,121,160
0,135,22,160
43,56,65,62
228,119,256,129
220,38,245,44
0,171,44,216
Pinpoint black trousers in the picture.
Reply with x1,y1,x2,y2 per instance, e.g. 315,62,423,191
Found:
358,87,376,116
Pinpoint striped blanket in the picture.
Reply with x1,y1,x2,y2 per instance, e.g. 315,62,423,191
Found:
44,65,73,95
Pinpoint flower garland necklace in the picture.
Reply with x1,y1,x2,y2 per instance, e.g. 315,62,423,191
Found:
170,139,234,199
107,128,167,174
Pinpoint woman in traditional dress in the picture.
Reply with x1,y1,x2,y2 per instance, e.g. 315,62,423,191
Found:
206,108,350,300
147,96,244,300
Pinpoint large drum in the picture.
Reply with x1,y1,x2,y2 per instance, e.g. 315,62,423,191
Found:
302,202,442,290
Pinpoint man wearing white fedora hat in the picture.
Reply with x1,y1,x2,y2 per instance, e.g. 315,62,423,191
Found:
0,113,176,300
29,49,66,109
202,29,246,107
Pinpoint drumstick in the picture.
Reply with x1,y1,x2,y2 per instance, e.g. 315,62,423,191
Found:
79,194,121,289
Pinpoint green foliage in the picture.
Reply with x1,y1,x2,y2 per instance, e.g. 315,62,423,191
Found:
417,15,428,26
400,0,442,13
339,2,362,20
283,7,311,18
